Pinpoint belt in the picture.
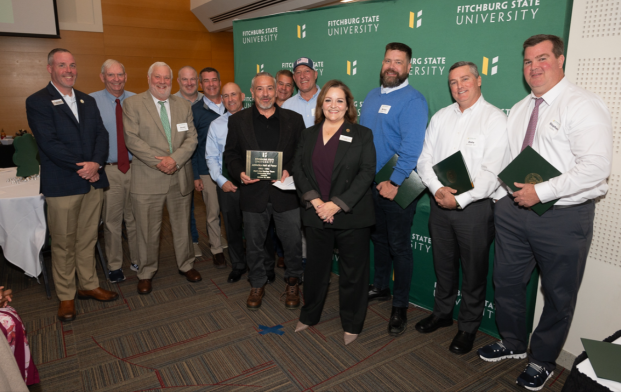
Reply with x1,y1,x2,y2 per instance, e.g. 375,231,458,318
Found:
551,200,594,210
106,161,132,166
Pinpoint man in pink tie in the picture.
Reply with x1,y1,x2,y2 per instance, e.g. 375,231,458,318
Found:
477,34,613,391
91,59,138,283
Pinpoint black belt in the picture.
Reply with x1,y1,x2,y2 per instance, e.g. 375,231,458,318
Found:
106,161,132,166
550,200,594,210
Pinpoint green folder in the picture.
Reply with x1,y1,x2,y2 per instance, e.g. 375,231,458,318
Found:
431,151,473,195
498,146,561,216
375,154,426,209
581,338,621,383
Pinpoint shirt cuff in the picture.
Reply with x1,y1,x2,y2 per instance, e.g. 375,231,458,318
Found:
389,171,406,186
215,174,228,188
454,192,474,209
427,179,444,198
331,196,350,213
303,189,321,202
534,182,555,204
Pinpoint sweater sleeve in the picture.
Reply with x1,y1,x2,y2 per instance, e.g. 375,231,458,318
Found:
390,95,428,185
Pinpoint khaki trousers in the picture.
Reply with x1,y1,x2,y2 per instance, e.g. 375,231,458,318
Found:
199,174,222,254
46,186,103,301
103,165,139,271
131,172,194,279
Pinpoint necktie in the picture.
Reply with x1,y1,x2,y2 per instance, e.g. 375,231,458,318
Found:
115,99,130,174
158,101,173,153
520,97,544,151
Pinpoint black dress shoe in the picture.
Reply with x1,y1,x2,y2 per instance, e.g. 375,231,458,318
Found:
266,270,275,284
414,314,453,334
228,269,246,283
368,284,391,302
449,330,476,354
388,306,408,336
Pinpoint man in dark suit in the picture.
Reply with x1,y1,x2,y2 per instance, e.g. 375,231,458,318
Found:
26,48,119,322
224,72,305,310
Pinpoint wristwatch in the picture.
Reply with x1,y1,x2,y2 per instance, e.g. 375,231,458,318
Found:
455,199,462,210
176,163,181,171
389,180,400,188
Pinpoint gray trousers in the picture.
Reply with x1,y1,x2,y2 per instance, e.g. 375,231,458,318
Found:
243,204,303,287
429,198,494,334
493,196,594,372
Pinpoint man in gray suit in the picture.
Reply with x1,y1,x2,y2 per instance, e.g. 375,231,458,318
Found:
122,62,199,295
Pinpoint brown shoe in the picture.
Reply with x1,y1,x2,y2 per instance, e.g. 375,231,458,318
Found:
137,279,152,294
179,268,202,282
57,300,76,322
77,287,119,302
284,277,300,309
247,286,265,310
276,256,285,268
213,253,227,269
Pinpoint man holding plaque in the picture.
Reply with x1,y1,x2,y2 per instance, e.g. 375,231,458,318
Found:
417,61,508,354
223,72,305,310
477,35,612,391
360,42,428,337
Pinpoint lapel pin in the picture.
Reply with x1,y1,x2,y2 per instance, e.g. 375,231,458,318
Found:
80,99,84,103
346,129,350,133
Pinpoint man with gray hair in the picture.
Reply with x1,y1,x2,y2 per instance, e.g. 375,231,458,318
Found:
91,59,139,283
122,61,199,295
416,61,508,354
224,72,305,310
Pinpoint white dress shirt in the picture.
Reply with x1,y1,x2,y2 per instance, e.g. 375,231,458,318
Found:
418,95,508,208
505,77,612,205
151,94,171,128
51,82,79,122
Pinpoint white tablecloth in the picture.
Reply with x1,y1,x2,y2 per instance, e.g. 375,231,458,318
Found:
0,167,45,277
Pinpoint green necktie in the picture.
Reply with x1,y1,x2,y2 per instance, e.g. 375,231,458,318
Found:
158,101,173,153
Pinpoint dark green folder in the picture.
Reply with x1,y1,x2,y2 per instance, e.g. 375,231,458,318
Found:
581,338,621,383
375,154,426,209
498,146,561,216
431,151,473,195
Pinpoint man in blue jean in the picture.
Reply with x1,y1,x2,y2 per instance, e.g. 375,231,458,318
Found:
360,42,428,337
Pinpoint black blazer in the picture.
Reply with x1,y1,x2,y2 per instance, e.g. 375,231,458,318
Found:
26,82,109,197
293,121,376,229
224,105,305,213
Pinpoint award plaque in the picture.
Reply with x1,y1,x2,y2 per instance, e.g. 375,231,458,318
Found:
246,150,283,180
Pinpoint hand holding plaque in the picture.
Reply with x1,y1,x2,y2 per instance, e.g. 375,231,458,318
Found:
246,150,283,180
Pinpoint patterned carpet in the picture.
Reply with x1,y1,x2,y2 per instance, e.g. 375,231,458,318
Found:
1,193,569,391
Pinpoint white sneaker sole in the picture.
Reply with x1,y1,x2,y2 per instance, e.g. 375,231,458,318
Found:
519,370,553,391
479,352,527,362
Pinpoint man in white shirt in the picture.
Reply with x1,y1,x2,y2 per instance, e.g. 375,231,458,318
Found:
417,61,508,355
477,34,612,391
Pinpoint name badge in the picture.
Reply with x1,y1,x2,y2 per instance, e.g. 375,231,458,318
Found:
466,137,477,147
378,105,391,114
177,123,189,132
310,108,315,116
52,99,64,106
549,120,560,131
339,135,352,143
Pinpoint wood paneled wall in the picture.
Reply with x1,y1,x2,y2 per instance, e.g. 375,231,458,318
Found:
0,0,234,135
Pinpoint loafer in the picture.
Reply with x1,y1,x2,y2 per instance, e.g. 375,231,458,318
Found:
179,268,202,282
247,286,265,310
266,270,276,284
57,300,76,322
193,242,202,257
228,268,246,283
449,330,476,354
77,287,119,302
516,362,553,391
137,279,152,295
388,306,408,336
276,257,285,268
284,277,300,309
368,284,391,302
415,314,453,334
108,268,126,283
213,252,226,269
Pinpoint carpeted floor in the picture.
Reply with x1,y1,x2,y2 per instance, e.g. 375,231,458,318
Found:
1,193,569,392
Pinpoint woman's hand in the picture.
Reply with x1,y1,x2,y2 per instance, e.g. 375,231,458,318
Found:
316,202,341,223
310,198,324,210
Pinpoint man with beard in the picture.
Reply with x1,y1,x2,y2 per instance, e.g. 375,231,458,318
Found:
283,58,320,127
224,72,305,310
275,69,294,108
360,42,428,337
122,62,199,295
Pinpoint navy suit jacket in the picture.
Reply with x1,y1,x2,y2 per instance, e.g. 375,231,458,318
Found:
191,100,222,180
26,82,109,197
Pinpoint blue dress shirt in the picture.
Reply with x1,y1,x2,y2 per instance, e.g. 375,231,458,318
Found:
282,87,321,128
90,89,136,163
205,111,233,188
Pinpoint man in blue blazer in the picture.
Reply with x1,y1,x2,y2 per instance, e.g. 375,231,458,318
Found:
26,48,119,322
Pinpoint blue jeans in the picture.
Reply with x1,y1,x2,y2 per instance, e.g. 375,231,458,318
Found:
190,195,199,243
371,187,417,308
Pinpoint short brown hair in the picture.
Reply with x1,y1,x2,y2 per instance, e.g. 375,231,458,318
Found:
385,42,412,63
47,48,71,65
275,69,293,79
523,34,564,58
314,80,357,125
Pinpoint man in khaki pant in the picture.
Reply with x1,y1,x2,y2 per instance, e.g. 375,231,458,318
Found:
26,48,119,322
123,61,200,295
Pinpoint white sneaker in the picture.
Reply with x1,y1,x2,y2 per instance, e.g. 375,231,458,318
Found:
130,263,139,272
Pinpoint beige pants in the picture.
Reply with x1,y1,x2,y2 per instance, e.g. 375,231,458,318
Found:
132,172,194,280
46,186,103,301
103,165,138,271
199,174,223,254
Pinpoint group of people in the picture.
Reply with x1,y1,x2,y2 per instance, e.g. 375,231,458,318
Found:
24,32,612,392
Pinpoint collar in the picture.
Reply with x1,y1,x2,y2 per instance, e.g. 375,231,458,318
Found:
151,92,169,105
203,95,222,107
104,89,125,102
51,81,75,100
380,78,409,94
252,104,279,120
295,86,321,102
452,94,484,114
530,77,567,106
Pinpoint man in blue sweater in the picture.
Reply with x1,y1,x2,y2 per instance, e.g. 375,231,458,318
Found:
360,42,428,337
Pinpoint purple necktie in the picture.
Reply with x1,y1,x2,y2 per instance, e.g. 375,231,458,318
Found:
521,97,544,151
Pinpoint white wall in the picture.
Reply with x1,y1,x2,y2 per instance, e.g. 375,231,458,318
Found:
532,0,621,368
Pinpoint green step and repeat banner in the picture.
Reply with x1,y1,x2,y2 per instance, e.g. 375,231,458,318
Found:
233,0,573,338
